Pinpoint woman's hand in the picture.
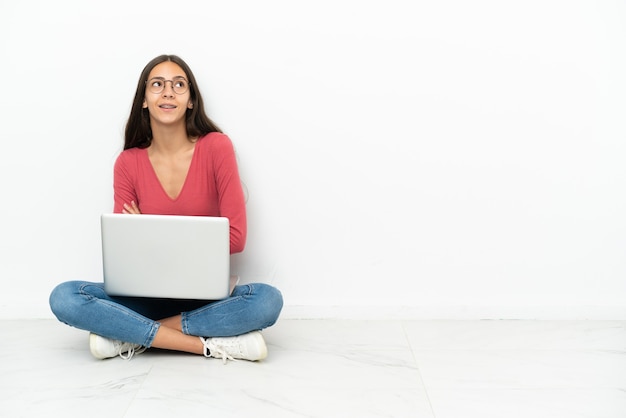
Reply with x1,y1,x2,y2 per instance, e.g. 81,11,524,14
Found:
122,201,141,214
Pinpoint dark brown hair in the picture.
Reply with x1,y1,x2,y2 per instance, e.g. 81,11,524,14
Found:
124,54,222,150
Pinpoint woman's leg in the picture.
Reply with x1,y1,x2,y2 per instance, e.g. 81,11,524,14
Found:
50,281,283,357
151,325,204,354
123,283,283,358
179,283,283,338
50,281,212,354
153,284,282,361
49,281,160,347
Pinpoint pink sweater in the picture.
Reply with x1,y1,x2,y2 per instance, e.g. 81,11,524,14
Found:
113,132,247,254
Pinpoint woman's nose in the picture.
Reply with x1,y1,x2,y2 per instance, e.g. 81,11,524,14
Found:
161,81,175,97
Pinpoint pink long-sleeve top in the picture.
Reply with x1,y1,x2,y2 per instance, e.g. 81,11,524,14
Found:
113,132,247,254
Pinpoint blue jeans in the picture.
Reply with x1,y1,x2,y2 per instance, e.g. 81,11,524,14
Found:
49,281,283,348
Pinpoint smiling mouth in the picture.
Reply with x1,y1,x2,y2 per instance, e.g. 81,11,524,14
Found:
159,104,177,109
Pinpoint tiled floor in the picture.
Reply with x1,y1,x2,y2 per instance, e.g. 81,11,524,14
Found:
1,319,625,417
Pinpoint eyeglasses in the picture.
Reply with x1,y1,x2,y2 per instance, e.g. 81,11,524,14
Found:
146,77,190,95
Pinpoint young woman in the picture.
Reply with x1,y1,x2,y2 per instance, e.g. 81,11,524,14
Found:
49,55,283,362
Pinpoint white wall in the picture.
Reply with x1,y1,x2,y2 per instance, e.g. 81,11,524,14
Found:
1,0,625,319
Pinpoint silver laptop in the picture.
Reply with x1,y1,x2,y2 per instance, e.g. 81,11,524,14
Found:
101,214,235,300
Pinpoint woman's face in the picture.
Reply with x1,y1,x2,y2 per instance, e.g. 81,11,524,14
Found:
143,61,193,128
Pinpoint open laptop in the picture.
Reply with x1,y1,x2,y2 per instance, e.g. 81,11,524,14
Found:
101,214,237,300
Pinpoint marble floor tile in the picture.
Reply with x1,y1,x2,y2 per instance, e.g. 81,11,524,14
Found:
413,348,626,389
427,389,626,418
263,318,411,352
125,387,435,418
1,318,625,417
136,347,423,390
402,320,626,350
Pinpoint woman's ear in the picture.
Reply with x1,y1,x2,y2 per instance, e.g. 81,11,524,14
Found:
188,102,193,109
142,99,148,109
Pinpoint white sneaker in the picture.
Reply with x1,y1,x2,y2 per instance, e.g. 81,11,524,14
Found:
89,333,146,360
200,331,268,364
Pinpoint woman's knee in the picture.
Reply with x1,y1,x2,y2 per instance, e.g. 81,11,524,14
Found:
49,281,91,323
254,283,283,327
49,281,77,319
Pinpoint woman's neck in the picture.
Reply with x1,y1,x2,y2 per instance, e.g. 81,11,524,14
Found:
150,124,194,154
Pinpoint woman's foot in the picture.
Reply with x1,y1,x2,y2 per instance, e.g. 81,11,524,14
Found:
200,331,268,364
89,333,146,360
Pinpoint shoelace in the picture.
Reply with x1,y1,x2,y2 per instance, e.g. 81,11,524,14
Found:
118,343,147,360
200,337,238,364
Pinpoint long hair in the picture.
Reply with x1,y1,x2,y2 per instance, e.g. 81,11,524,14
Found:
124,55,222,150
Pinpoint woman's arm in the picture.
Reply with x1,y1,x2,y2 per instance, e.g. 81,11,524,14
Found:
212,134,247,254
113,152,139,214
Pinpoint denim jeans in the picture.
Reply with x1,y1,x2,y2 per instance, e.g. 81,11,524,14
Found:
49,281,283,348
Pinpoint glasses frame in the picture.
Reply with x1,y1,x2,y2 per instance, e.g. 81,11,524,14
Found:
146,77,191,95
